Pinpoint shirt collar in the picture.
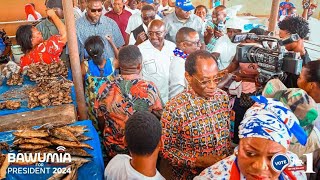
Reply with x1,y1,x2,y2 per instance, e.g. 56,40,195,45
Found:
173,47,188,60
85,13,102,26
173,11,192,23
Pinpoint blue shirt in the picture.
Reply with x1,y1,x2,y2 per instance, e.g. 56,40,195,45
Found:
85,58,113,78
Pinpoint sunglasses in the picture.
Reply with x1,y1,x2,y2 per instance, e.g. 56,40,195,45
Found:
90,8,103,13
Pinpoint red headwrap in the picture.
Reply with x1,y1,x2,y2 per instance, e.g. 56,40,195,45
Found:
25,4,38,20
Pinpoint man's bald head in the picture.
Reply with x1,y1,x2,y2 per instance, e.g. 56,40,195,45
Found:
147,20,166,50
176,27,200,54
176,27,197,44
148,19,165,30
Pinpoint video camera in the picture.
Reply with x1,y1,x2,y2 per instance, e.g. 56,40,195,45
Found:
231,33,303,84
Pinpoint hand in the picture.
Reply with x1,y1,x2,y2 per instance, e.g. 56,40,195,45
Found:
46,9,57,19
195,154,226,168
214,30,224,38
135,32,147,45
233,74,242,82
206,26,214,35
105,35,113,43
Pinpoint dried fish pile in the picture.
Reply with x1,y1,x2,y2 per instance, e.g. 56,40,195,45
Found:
6,73,23,86
0,142,10,179
0,61,23,86
11,124,93,166
27,62,68,83
0,100,21,110
28,78,73,108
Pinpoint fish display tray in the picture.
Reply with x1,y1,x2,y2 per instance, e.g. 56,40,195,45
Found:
0,120,104,180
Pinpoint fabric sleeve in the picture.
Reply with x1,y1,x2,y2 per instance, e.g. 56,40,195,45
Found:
198,18,205,43
27,14,36,21
148,82,163,111
169,59,186,99
20,56,30,69
110,20,125,48
125,15,135,34
45,35,66,57
161,106,197,169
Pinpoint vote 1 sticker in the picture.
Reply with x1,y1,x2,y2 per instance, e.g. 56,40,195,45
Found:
271,153,290,172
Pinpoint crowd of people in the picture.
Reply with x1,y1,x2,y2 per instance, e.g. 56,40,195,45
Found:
1,0,320,179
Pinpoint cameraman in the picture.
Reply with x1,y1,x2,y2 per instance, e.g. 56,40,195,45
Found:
226,28,265,144
278,16,311,88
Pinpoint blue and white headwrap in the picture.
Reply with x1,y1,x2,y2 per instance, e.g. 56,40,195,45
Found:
239,96,307,149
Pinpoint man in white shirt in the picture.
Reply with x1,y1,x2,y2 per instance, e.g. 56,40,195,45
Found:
74,0,87,20
125,0,162,45
105,111,165,180
126,5,156,45
169,27,201,99
138,19,176,104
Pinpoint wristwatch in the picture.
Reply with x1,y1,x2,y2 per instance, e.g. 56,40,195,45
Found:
303,0,311,9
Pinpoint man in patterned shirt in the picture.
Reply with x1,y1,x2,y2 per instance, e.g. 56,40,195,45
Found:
94,45,163,161
161,50,232,179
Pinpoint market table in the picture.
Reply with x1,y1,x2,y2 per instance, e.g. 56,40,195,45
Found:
0,120,104,180
0,71,76,117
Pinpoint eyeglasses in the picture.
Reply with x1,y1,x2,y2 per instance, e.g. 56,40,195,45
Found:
142,15,155,21
192,75,221,87
147,31,164,37
184,40,201,47
90,8,103,13
192,70,227,87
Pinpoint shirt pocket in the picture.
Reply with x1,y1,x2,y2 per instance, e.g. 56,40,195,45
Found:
143,59,157,75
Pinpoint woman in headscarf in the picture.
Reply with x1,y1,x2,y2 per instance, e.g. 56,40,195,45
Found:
262,79,320,162
195,96,307,180
25,3,42,21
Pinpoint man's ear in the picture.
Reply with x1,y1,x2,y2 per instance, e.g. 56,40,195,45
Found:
123,136,128,147
158,136,164,150
185,72,192,83
137,63,142,71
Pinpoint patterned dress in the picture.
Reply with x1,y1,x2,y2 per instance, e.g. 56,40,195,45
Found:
20,35,65,69
84,59,114,129
94,75,163,159
161,88,232,180
195,152,306,180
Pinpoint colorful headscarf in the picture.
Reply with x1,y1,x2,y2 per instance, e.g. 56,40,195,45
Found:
262,79,318,127
25,4,38,20
239,96,307,149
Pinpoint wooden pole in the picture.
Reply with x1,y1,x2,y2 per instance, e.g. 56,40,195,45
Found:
268,0,281,32
62,0,87,120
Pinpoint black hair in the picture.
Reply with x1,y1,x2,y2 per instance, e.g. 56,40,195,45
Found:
249,28,266,35
125,111,162,156
118,45,142,67
214,5,226,11
278,16,310,39
176,27,197,44
304,60,320,84
46,0,63,10
194,5,208,14
16,25,33,54
185,50,216,76
84,36,104,65
30,2,35,8
141,4,155,12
